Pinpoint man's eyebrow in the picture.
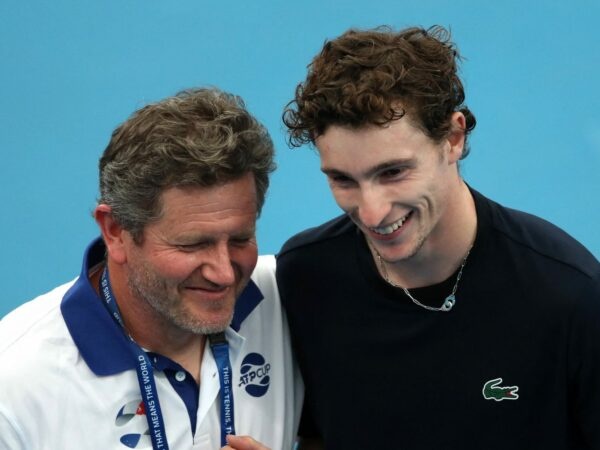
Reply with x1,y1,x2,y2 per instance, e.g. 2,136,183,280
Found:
321,167,349,177
321,159,414,178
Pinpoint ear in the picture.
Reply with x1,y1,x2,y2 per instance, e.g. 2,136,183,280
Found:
94,204,128,265
446,112,467,164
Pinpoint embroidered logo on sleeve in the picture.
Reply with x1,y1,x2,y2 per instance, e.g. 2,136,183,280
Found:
238,352,271,397
482,378,519,401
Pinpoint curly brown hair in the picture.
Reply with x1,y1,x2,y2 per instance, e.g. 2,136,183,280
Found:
283,25,476,158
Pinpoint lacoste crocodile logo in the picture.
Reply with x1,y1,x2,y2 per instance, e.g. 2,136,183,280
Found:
482,378,519,401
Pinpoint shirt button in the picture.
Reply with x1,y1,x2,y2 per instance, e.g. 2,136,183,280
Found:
175,371,186,382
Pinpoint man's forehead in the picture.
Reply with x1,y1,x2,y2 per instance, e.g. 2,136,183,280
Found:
152,176,257,219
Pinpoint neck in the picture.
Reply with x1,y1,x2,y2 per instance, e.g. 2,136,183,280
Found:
377,180,477,288
91,260,206,383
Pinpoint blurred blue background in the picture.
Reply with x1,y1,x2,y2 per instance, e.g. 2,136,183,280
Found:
2,1,599,317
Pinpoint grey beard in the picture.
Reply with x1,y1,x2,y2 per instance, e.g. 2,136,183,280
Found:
127,264,233,336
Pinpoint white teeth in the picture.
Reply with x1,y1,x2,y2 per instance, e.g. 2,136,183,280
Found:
371,213,410,235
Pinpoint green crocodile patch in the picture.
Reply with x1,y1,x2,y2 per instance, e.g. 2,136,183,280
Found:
482,378,519,401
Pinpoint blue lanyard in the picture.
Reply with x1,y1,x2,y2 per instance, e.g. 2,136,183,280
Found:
100,268,170,450
99,267,236,448
208,332,236,447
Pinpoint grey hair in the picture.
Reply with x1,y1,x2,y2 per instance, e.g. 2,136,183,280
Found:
98,87,276,243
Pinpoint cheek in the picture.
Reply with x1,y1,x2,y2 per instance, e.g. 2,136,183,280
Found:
417,179,447,219
151,253,199,280
330,189,355,212
233,246,259,278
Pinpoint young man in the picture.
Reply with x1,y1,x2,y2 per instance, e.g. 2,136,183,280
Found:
278,26,600,449
0,88,302,450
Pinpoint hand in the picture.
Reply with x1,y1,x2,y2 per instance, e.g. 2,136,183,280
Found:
221,435,271,450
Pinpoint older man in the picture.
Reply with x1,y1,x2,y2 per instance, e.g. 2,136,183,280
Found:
0,88,302,450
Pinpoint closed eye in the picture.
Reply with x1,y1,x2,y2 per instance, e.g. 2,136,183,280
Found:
230,237,255,247
382,168,401,177
176,243,209,252
326,172,357,188
378,166,407,181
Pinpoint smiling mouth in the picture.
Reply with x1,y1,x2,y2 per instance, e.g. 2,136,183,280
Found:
370,211,413,235
186,285,224,290
183,283,230,296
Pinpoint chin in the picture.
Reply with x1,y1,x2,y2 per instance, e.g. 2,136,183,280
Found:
379,241,423,263
163,306,232,335
192,312,234,335
177,319,231,336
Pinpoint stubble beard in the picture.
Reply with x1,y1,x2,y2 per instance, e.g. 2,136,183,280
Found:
127,261,234,336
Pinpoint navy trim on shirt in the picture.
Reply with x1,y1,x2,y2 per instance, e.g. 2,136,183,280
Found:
61,238,134,375
61,237,265,376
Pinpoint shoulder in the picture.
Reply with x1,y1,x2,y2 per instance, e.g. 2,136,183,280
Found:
0,281,79,415
233,255,283,333
474,190,600,279
0,280,76,355
251,254,276,288
278,214,355,260
248,255,279,311
276,216,362,301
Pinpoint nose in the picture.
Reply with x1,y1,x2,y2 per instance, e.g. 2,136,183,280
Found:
355,185,392,228
201,243,236,287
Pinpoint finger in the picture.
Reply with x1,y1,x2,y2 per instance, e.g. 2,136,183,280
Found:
225,434,271,450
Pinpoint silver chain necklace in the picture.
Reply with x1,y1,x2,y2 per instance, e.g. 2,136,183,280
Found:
374,247,472,312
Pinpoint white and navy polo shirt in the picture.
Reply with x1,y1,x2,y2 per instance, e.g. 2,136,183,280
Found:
0,238,303,450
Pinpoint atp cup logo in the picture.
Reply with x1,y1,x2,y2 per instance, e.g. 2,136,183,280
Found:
114,399,151,448
239,352,271,397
